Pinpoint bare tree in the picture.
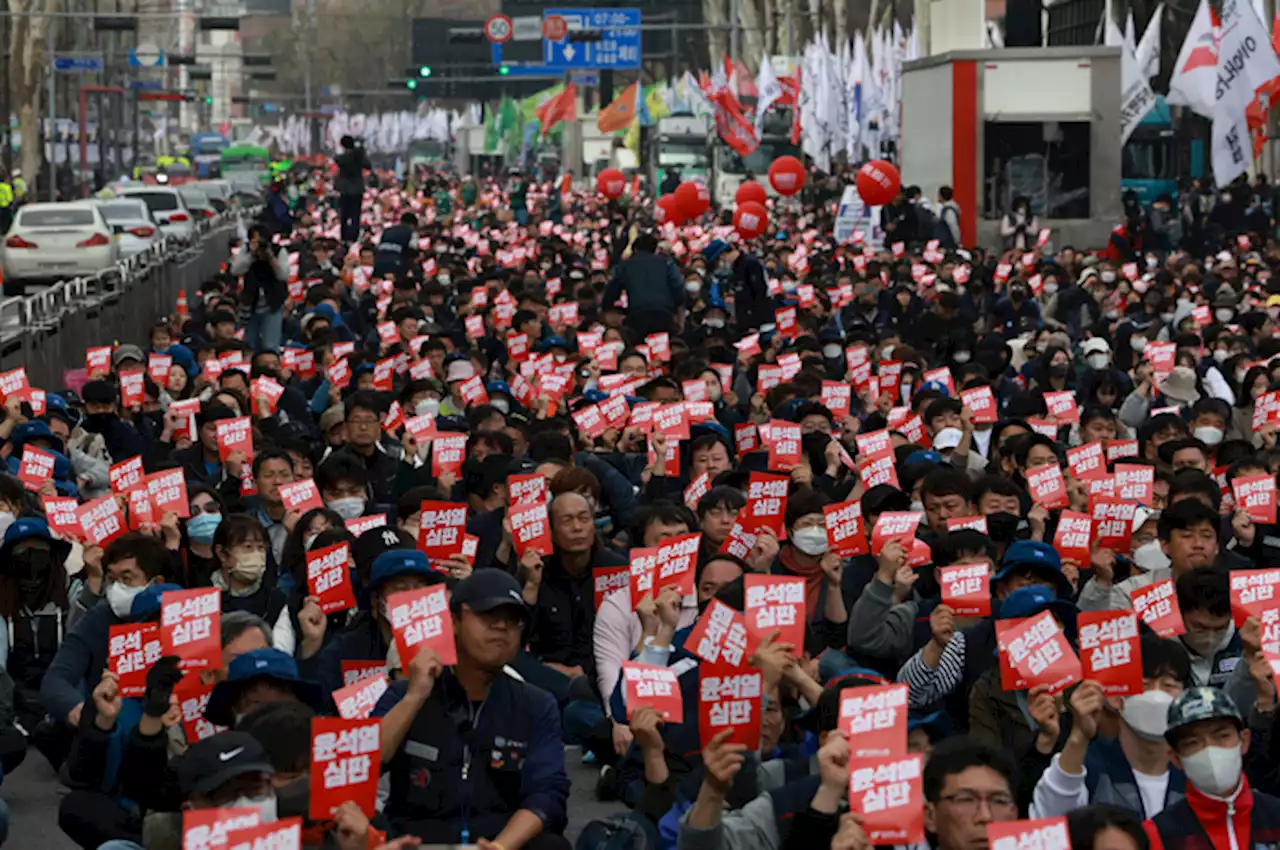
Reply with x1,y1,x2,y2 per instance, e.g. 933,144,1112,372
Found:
703,0,729,69
9,0,57,185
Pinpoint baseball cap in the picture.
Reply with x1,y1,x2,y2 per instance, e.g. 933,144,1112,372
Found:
177,731,275,796
112,344,146,368
353,526,416,576
81,380,117,406
0,518,71,564
129,583,184,619
994,540,1072,598
996,585,1078,638
366,549,444,599
804,668,889,733
204,648,323,727
1081,338,1111,355
445,359,476,383
1165,686,1243,744
450,569,529,622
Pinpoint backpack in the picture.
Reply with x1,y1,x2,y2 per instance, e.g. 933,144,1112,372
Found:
575,814,651,850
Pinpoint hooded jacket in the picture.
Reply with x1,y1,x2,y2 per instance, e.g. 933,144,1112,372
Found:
1145,777,1280,850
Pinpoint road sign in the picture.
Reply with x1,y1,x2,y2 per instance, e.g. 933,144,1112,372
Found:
570,71,599,86
53,55,103,73
512,16,542,41
129,42,164,67
128,80,164,90
543,15,568,41
485,14,513,44
543,8,641,70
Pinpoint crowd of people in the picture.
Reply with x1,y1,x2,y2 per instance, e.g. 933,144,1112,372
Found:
3,147,1280,850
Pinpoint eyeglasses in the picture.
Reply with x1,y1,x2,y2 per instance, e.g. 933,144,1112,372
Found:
939,792,1017,812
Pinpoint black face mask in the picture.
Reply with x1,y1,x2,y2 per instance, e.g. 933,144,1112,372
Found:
83,413,115,434
986,511,1022,544
1049,364,1070,379
17,550,53,601
275,777,310,821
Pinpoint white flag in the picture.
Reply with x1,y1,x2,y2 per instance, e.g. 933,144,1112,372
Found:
1167,0,1219,117
1136,4,1164,80
1108,17,1157,145
754,54,782,135
1211,0,1280,185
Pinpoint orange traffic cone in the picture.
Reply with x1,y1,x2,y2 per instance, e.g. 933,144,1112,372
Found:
176,291,188,316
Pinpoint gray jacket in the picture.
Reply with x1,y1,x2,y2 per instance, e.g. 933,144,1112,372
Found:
847,577,919,665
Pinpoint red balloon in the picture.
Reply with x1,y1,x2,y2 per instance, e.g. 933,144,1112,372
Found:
733,200,768,239
767,155,806,196
675,180,710,218
735,181,768,207
596,168,626,199
656,193,687,226
855,159,901,206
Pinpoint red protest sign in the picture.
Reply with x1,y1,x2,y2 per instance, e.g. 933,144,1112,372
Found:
871,512,921,555
685,471,712,509
960,385,998,423
855,427,892,457
686,598,755,667
416,500,467,560
333,673,389,720
988,819,1070,850
1026,463,1068,509
939,562,992,616
182,807,262,850
879,360,903,400
1091,497,1137,554
1078,610,1143,695
1001,610,1082,693
86,346,112,378
947,516,988,533
653,532,700,596
1229,569,1280,626
225,819,303,850
215,417,253,462
572,404,607,439
507,472,547,506
622,662,684,720
176,675,225,743
1130,578,1185,637
743,472,789,538
824,500,869,557
1234,474,1278,524
306,542,357,614
146,469,190,518
309,717,381,820
653,403,690,440
18,445,55,491
839,683,909,757
431,433,467,478
119,370,146,408
593,565,630,611
127,486,155,531
744,575,805,654
734,422,759,456
1054,511,1093,567
1067,442,1107,481
340,660,386,688
43,496,81,539
1114,463,1154,505
109,455,145,495
1105,439,1140,464
160,588,221,670
698,662,763,749
820,381,852,418
149,353,173,387
387,585,457,665
108,623,162,698
1043,390,1079,423
509,497,553,557
766,421,803,471
848,754,925,844
646,332,672,362
629,547,659,610
77,494,126,547
279,478,325,514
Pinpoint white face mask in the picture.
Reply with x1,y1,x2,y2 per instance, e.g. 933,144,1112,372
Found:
1181,745,1244,797
231,551,267,583
782,280,798,294
1043,282,1059,296
791,526,830,556
881,345,896,360
686,280,702,293
1101,271,1117,284
107,581,147,619
228,795,278,825
1216,308,1235,323
438,275,451,286
1131,336,1148,353
327,497,366,520
1132,539,1171,572
491,397,511,415
707,382,723,403
954,350,972,364
415,398,440,417
1182,628,1229,658
1121,690,1175,741
1214,349,1230,363
303,533,319,551
1087,353,1110,370
704,317,725,329
823,344,843,360
1193,426,1224,446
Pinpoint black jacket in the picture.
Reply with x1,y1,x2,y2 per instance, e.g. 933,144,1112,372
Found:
528,544,628,682
334,147,371,197
373,224,416,279
603,251,684,315
730,251,772,332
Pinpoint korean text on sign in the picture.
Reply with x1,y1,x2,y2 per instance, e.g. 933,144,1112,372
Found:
309,717,381,820
161,588,221,670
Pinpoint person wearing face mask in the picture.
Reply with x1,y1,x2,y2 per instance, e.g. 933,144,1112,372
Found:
993,280,1043,336
701,238,771,333
1028,634,1190,820
325,392,400,506
1175,567,1243,689
1078,338,1136,404
769,490,850,649
77,379,147,466
211,515,294,656
1146,687,1280,850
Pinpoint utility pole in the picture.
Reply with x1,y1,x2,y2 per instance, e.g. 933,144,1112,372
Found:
730,0,740,64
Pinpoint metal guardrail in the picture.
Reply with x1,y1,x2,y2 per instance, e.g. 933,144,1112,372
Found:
0,211,247,389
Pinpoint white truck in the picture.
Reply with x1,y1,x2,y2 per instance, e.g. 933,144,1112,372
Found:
711,111,800,208
649,114,714,193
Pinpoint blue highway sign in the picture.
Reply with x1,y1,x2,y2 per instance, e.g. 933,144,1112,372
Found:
542,8,641,70
54,56,104,73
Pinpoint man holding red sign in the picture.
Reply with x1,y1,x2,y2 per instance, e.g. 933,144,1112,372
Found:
373,570,570,846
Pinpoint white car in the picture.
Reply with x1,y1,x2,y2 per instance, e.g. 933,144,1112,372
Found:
2,201,119,293
95,197,163,259
113,185,196,242
177,185,218,223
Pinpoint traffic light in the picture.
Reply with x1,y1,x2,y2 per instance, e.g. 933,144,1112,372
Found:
406,79,418,90
203,96,213,105
418,65,432,78
498,65,510,75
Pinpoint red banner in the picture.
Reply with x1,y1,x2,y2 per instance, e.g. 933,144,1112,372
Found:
1130,578,1185,637
309,717,381,820
1078,610,1142,695
108,623,162,697
387,585,456,666
306,542,357,614
743,575,805,654
622,661,683,720
698,662,763,749
847,754,925,844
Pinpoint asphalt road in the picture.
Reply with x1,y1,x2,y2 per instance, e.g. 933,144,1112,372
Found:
1,743,623,848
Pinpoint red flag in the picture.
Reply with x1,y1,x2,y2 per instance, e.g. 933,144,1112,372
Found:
536,83,578,136
710,88,759,156
778,73,800,106
788,69,803,145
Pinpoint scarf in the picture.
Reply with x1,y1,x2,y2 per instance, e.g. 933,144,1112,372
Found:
778,545,827,619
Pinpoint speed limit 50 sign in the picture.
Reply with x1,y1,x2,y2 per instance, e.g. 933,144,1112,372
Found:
484,14,513,43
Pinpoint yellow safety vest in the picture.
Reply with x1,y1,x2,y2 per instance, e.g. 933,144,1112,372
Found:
12,178,25,199
0,184,15,208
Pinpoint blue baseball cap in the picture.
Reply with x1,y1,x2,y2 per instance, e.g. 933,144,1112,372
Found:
538,335,573,354
11,420,62,455
487,381,514,398
0,517,71,564
996,585,1077,638
364,550,444,602
994,540,1072,599
129,583,185,619
917,380,951,398
205,648,324,727
702,239,730,264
